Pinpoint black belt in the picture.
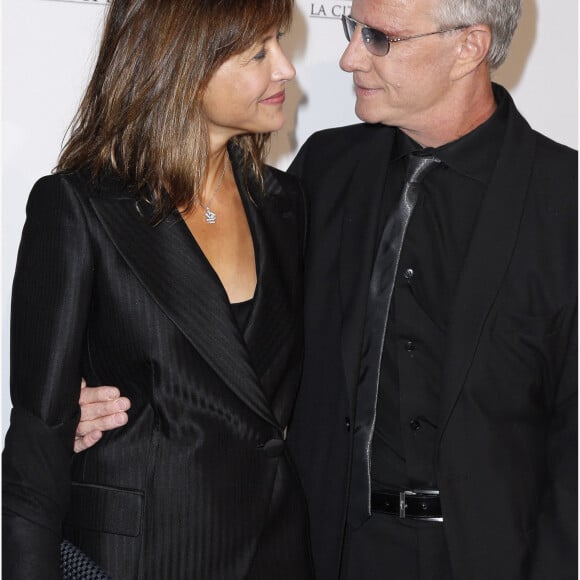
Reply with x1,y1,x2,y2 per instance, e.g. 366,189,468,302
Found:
371,490,443,522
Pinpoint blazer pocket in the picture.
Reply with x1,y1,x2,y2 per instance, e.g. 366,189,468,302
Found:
66,481,144,537
492,305,567,340
489,303,572,389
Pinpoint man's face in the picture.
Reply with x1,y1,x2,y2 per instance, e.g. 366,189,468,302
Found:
340,0,462,138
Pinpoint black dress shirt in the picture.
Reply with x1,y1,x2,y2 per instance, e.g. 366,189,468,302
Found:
371,88,509,491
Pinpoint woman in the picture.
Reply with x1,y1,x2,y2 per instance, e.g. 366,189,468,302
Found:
2,0,313,578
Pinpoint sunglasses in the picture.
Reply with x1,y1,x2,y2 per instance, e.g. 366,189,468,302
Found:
342,14,467,57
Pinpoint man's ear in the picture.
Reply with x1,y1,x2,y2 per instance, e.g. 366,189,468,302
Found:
451,24,492,80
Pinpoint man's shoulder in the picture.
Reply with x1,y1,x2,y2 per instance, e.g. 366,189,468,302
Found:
303,122,392,152
532,131,577,169
265,163,300,188
502,85,577,171
525,131,577,204
500,89,577,199
308,122,391,139
517,130,578,223
289,123,394,178
263,163,304,205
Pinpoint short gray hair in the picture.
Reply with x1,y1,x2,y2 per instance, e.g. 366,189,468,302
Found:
433,0,522,69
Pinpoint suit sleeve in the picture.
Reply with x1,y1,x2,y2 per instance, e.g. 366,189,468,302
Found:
530,301,577,579
2,174,94,580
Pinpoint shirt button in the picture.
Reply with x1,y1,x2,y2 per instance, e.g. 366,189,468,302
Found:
403,268,415,280
409,419,421,431
405,340,416,352
345,417,351,431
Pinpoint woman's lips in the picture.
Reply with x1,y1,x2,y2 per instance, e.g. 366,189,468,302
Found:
260,90,286,104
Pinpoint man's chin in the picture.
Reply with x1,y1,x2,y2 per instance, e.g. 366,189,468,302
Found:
355,105,387,126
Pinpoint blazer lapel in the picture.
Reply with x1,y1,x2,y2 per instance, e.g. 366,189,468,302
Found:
89,177,279,430
438,101,537,440
240,167,302,389
339,128,396,406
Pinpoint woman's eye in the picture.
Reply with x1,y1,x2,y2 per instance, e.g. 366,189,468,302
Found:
253,50,266,61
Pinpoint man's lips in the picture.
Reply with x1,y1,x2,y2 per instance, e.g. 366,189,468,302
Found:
354,83,380,96
260,90,286,104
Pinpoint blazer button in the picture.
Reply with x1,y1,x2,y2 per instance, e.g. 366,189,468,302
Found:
261,438,285,457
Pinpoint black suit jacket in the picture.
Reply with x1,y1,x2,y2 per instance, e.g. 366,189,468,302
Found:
3,149,313,579
287,87,577,580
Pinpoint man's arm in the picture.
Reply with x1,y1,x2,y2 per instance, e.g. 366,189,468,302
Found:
75,379,130,452
530,304,577,579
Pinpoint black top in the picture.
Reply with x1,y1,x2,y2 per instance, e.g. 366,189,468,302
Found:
231,297,254,330
371,87,509,490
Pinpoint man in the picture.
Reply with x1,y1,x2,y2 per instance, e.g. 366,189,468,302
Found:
77,0,577,577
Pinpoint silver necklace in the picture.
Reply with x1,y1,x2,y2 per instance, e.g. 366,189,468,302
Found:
203,156,228,224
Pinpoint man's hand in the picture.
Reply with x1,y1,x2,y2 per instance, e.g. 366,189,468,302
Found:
75,379,131,453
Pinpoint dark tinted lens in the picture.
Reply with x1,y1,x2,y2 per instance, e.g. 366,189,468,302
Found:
342,15,355,41
342,15,390,56
361,27,390,56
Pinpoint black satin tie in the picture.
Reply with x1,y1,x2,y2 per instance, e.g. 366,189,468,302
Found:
349,152,441,526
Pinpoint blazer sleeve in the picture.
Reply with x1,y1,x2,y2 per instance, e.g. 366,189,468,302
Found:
530,301,577,580
2,174,94,580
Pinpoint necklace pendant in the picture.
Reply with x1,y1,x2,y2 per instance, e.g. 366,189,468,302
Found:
204,206,217,224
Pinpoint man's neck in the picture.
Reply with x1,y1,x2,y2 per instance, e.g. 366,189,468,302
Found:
400,81,497,149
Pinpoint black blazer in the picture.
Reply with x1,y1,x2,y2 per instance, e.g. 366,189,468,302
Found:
287,87,577,580
3,148,313,579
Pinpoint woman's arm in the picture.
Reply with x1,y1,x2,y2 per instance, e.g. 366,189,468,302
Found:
3,174,95,579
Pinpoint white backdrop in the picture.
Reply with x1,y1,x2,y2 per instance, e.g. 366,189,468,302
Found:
2,0,578,434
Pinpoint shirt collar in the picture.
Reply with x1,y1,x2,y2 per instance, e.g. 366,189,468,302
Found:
392,83,509,184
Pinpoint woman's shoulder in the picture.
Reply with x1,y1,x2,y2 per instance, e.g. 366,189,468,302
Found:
32,168,87,190
31,168,131,203
26,170,91,213
25,169,135,226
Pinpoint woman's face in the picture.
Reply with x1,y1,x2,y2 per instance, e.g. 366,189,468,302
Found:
202,27,296,147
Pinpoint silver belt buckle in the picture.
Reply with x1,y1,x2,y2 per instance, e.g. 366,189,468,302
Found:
399,489,443,522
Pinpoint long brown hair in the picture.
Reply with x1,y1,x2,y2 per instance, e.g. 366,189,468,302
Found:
57,0,294,218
